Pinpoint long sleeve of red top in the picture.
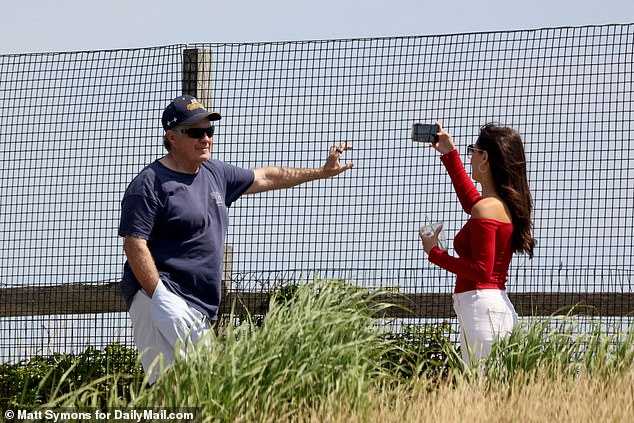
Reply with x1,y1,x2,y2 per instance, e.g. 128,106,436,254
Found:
438,149,482,213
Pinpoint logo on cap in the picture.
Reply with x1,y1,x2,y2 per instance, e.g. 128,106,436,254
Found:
186,99,205,111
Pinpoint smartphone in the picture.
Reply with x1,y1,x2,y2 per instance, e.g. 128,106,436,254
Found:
411,123,440,144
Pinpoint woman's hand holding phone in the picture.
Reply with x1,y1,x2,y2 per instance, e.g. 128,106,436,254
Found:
430,121,456,155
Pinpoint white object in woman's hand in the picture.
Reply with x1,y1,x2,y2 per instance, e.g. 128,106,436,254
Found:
419,222,446,253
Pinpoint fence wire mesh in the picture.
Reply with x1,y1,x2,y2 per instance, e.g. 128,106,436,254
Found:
1,24,633,364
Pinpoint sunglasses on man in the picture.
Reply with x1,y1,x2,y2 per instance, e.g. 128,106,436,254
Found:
178,126,215,139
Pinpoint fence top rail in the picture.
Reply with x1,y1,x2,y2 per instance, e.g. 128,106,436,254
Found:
1,22,633,57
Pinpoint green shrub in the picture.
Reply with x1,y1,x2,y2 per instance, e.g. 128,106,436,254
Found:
0,343,143,410
382,322,462,382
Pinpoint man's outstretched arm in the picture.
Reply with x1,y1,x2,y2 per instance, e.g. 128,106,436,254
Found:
245,142,353,194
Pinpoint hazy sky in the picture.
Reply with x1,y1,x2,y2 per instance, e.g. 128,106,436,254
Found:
2,0,633,54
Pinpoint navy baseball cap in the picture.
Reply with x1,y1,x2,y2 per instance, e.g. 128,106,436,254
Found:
161,95,222,131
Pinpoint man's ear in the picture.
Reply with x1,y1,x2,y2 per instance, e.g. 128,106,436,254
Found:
166,129,178,144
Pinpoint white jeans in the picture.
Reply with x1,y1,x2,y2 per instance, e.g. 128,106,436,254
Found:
128,280,211,384
452,289,518,367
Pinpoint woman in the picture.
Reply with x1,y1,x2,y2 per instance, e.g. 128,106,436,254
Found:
419,122,535,367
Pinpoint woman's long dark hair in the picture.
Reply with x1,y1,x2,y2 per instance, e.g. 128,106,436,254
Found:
476,123,535,258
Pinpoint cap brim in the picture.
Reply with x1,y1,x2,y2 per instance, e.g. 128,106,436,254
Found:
181,111,222,126
207,111,222,121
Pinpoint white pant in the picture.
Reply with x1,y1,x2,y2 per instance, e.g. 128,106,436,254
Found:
452,289,518,368
128,280,211,384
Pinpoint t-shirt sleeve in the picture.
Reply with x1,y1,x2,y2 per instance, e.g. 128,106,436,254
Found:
215,161,255,207
118,176,161,240
427,219,498,282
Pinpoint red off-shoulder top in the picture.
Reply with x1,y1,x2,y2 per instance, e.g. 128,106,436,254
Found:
427,149,514,293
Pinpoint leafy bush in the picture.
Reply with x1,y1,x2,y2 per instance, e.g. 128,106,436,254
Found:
382,322,462,382
0,343,142,410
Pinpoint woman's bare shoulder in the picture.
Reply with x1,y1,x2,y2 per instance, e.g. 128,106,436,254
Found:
471,197,512,223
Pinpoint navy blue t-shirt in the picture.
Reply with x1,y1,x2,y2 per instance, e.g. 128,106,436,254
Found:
118,159,254,319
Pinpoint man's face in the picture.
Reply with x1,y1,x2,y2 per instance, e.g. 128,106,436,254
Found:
169,119,214,164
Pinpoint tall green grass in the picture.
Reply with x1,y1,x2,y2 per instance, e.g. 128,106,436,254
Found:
484,314,634,381
140,281,400,421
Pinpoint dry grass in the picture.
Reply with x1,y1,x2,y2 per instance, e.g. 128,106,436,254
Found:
251,368,634,423
405,370,633,423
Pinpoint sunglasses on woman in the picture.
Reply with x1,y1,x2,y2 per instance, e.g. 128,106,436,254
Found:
467,144,485,156
178,126,215,139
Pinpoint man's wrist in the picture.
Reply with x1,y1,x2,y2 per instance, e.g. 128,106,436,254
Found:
146,278,160,298
320,165,341,179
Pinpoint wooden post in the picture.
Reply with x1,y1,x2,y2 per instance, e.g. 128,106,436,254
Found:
222,244,234,303
182,48,213,111
182,47,234,326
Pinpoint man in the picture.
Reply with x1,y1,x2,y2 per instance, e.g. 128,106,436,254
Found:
119,95,352,382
